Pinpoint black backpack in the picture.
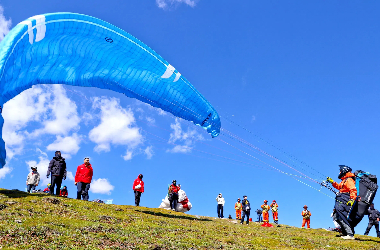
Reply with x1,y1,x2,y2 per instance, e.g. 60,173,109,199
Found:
348,170,378,227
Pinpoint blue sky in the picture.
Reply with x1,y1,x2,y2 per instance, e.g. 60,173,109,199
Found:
0,0,380,237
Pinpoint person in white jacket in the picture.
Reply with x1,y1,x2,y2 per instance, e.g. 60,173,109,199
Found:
216,193,225,218
26,166,40,193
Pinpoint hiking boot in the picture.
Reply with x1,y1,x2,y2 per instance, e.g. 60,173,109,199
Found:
341,235,355,240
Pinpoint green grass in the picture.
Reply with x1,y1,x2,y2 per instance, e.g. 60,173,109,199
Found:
0,188,379,249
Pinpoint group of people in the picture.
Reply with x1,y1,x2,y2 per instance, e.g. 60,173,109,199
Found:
26,151,94,201
216,194,279,226
26,160,380,240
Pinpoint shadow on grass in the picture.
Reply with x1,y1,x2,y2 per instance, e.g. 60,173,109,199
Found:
138,210,212,222
0,189,48,198
355,237,380,243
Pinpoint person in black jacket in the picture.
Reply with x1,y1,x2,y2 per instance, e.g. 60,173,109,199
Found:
364,203,380,237
240,195,251,225
46,151,67,195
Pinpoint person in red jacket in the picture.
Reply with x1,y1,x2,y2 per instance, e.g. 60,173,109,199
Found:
75,157,93,201
168,180,180,211
132,174,144,206
60,186,68,197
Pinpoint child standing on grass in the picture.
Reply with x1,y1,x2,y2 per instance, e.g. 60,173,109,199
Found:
26,166,40,193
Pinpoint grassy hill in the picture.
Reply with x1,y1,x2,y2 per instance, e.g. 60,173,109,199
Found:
0,189,379,249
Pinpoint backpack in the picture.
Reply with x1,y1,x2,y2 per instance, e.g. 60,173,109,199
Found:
348,170,378,227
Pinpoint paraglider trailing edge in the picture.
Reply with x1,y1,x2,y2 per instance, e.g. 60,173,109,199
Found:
0,13,222,169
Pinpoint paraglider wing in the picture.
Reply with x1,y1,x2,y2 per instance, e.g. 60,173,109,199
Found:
0,13,221,168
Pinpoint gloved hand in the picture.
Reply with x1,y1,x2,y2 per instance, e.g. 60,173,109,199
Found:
46,175,49,178
63,177,66,180
347,199,355,206
326,177,334,183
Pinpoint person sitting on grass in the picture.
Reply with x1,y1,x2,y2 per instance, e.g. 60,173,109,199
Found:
60,186,68,197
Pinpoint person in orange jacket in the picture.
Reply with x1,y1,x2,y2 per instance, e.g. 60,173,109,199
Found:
261,200,271,226
302,205,311,228
271,200,279,225
327,165,357,240
235,198,242,220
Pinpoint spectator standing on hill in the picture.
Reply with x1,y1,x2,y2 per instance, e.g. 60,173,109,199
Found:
255,208,263,222
168,180,180,211
364,203,380,237
235,198,242,220
216,193,225,218
47,151,67,195
271,200,279,225
60,186,68,197
43,183,51,193
132,174,144,206
240,195,251,225
301,205,311,229
26,166,40,193
75,157,93,201
261,200,271,225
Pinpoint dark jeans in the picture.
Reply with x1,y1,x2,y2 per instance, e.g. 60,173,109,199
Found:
27,184,36,193
364,220,380,237
50,175,63,195
217,204,224,218
170,193,178,211
134,191,142,206
77,182,90,201
241,210,250,224
334,193,354,236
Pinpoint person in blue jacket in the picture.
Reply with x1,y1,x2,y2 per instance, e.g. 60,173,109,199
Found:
240,195,251,225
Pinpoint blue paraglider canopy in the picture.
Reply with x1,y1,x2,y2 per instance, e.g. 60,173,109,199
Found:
0,12,221,168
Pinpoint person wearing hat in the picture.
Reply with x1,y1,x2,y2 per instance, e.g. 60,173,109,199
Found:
240,195,251,225
216,193,225,218
235,198,242,220
75,157,93,201
133,174,144,206
301,205,311,229
271,200,279,225
261,200,271,226
60,186,68,197
47,151,67,196
168,180,180,211
26,166,40,193
326,165,357,240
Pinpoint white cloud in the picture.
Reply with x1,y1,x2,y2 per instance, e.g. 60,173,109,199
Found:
144,146,154,159
2,85,81,160
0,166,12,180
156,0,197,10
90,178,114,195
66,171,75,181
89,97,143,157
123,150,133,161
251,115,256,122
30,85,80,137
146,117,155,124
167,118,204,153
26,149,51,186
0,6,11,41
46,133,82,158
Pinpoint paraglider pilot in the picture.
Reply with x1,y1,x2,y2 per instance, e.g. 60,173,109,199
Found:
327,165,357,240
169,180,180,211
